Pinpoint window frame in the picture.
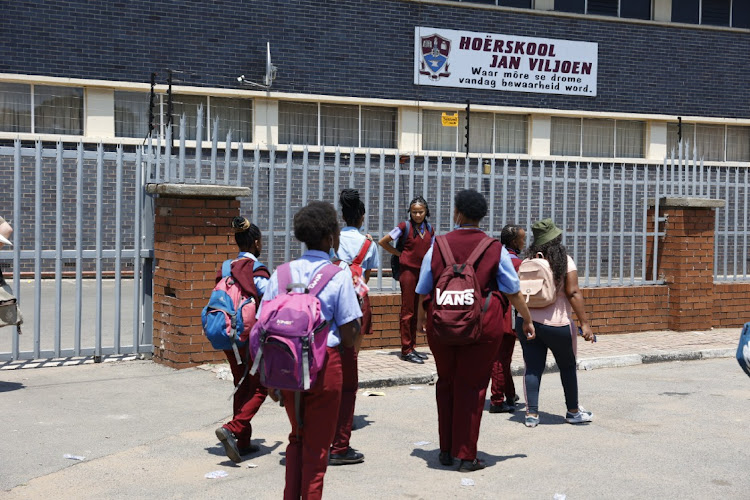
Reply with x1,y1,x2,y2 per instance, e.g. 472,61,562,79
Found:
421,109,528,154
667,122,750,162
0,83,85,136
551,116,646,158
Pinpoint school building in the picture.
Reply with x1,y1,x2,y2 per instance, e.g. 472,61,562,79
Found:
1,0,749,163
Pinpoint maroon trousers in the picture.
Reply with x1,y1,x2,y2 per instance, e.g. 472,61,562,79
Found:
427,314,502,461
490,333,517,405
331,294,369,455
223,349,268,449
399,267,420,355
282,347,343,500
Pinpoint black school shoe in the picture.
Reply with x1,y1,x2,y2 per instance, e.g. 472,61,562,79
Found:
458,459,486,472
215,427,242,463
439,451,454,466
413,350,429,360
489,401,515,413
401,352,424,364
329,447,365,466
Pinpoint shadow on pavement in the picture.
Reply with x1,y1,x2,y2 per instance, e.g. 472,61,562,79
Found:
0,381,24,392
410,448,527,470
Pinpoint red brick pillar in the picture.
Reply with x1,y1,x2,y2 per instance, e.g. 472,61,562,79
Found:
655,197,725,331
146,183,250,369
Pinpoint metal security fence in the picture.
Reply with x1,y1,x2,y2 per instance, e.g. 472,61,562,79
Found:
0,140,154,361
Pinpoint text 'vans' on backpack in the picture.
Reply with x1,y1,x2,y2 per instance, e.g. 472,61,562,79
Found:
431,235,496,345
391,220,434,280
518,253,557,308
249,263,341,391
201,258,265,363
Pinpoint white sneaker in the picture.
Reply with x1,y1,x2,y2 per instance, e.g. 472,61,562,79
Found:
565,406,593,424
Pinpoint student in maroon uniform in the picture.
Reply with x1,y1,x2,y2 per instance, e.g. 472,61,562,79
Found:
416,190,535,472
214,217,271,463
379,196,434,364
489,224,526,414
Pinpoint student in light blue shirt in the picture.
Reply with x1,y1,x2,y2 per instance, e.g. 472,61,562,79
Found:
258,201,361,500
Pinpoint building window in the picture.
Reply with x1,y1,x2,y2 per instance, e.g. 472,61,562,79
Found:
164,95,252,142
555,0,651,19
447,0,532,7
0,84,83,135
279,101,396,148
115,91,150,139
551,117,644,158
668,123,750,162
672,0,748,27
422,110,527,154
0,82,31,133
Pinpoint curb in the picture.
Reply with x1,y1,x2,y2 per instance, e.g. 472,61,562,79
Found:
359,372,437,389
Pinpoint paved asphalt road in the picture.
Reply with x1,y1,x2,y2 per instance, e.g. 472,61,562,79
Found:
1,357,749,499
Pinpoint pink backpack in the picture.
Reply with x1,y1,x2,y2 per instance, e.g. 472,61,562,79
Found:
249,262,341,391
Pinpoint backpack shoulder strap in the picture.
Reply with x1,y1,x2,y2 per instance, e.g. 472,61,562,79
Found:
351,238,372,267
435,235,456,267
276,263,293,294
465,236,496,268
253,260,271,279
221,259,233,278
307,263,342,298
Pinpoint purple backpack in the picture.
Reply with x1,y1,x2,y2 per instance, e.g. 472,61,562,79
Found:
249,262,341,391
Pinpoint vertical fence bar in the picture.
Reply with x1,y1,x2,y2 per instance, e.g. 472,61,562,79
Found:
463,156,470,189
629,163,637,284
154,133,162,183
584,163,592,286
178,115,186,182
450,156,457,228
54,142,63,357
33,142,42,358
699,157,704,197
12,140,21,358
252,146,260,226
75,143,83,356
641,165,656,284
595,163,603,286
236,142,244,187
525,161,533,243
515,160,522,244
435,156,443,235
113,146,123,354
377,151,385,290
652,162,661,284
349,149,356,189
733,167,739,279
744,168,748,278
475,156,482,193
284,146,293,263
210,120,218,183
424,153,431,197
669,148,675,197
164,125,172,183
677,140,683,197
538,161,545,219
195,106,203,183
607,164,614,285
551,162,557,227
573,162,581,262
223,131,232,185
133,147,143,353
318,148,325,201
408,154,415,204
620,165,626,285
334,147,341,213
562,162,568,246
713,167,719,280
95,144,104,359
488,158,496,236
268,148,276,270
393,155,401,291
723,167,729,279
301,147,309,255
502,159,508,230
364,151,372,235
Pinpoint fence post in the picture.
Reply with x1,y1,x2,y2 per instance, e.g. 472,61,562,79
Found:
654,196,725,331
146,183,250,368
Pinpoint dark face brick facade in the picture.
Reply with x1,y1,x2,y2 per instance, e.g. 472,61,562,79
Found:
2,0,749,118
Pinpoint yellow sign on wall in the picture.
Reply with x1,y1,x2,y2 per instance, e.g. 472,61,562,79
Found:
441,112,458,127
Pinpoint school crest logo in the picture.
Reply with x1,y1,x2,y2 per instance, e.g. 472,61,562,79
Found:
420,34,451,81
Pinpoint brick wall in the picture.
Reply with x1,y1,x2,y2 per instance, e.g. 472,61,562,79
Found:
364,285,670,350
152,196,240,368
3,1,749,118
713,282,750,328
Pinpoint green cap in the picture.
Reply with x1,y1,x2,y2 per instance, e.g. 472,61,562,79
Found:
531,218,562,247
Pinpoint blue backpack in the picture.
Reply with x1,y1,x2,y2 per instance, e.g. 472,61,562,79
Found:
737,322,750,378
201,259,265,364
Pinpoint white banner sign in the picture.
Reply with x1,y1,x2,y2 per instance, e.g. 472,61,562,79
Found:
414,27,598,97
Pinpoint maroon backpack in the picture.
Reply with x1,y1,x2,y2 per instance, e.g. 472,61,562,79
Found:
431,235,495,345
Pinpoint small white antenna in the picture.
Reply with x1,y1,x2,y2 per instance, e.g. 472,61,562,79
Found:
237,42,277,90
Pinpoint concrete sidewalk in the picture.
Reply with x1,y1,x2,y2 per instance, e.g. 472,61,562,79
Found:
355,327,740,388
